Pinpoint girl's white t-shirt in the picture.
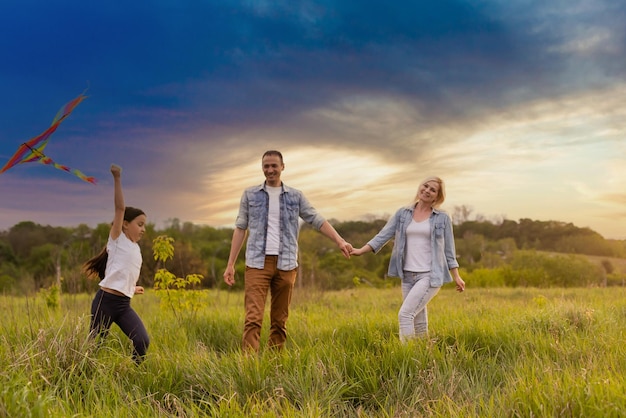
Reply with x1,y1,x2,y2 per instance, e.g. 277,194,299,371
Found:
98,232,142,298
404,218,431,273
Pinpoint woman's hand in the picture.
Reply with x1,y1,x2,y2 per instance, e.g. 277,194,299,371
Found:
134,286,145,295
450,268,465,292
350,245,372,256
454,277,465,292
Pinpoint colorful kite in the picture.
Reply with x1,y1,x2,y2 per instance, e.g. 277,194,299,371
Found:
0,93,97,184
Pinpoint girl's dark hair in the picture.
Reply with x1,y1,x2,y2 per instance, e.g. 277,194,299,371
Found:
124,207,145,223
83,206,145,280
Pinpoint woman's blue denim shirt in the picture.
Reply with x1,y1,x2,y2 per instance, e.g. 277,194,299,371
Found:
235,182,326,270
366,206,459,287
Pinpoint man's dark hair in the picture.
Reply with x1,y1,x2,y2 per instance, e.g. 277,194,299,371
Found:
262,150,283,163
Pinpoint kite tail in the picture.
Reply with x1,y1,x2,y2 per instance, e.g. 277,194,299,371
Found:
39,156,97,184
71,169,97,184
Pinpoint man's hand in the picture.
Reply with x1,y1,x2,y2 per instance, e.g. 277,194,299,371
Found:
223,265,236,286
338,240,353,259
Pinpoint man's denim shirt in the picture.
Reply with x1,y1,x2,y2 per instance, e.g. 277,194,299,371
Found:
366,206,459,287
235,182,326,270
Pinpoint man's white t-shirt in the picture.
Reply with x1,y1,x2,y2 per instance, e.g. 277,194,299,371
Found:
265,185,281,255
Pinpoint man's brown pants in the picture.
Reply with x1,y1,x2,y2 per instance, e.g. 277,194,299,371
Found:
242,255,297,351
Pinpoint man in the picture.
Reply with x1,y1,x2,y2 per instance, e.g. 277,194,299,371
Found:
223,150,352,352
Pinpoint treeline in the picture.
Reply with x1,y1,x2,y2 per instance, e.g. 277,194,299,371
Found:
454,218,625,259
0,214,625,295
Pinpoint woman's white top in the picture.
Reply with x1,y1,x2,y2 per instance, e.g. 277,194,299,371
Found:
404,218,431,273
98,232,142,298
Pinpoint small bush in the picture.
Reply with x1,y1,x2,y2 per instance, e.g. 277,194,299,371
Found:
40,283,60,309
153,235,204,322
463,268,505,287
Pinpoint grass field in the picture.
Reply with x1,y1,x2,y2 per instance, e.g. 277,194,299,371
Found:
1,286,626,417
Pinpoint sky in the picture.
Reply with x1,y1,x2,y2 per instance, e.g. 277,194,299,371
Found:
1,0,625,240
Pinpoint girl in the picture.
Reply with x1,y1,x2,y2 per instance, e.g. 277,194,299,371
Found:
84,164,149,363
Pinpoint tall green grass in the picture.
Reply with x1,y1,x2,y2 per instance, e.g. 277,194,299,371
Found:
1,286,626,417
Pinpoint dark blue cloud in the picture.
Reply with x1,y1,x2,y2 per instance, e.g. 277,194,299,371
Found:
2,0,625,163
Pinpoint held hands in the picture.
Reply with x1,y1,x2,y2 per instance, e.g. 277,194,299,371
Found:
350,244,374,256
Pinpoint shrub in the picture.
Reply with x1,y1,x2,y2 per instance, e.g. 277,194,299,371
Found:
153,235,204,322
464,268,505,287
0,274,16,293
501,250,603,287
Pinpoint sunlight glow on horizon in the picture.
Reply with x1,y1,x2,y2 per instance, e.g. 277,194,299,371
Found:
1,86,625,240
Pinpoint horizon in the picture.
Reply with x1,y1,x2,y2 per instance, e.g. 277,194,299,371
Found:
1,211,622,243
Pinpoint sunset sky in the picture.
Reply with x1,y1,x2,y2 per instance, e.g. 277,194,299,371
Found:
1,1,625,239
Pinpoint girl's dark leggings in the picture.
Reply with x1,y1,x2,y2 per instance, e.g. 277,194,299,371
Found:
90,288,150,363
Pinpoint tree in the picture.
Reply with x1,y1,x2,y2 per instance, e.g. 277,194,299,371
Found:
0,240,16,265
25,243,57,290
452,205,473,225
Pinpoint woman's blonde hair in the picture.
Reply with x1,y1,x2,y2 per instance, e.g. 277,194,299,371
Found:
410,176,446,208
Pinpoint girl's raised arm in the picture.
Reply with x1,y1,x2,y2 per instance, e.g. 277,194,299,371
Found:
109,164,125,240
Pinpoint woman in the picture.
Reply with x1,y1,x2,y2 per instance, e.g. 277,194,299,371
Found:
351,176,465,342
84,164,150,363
